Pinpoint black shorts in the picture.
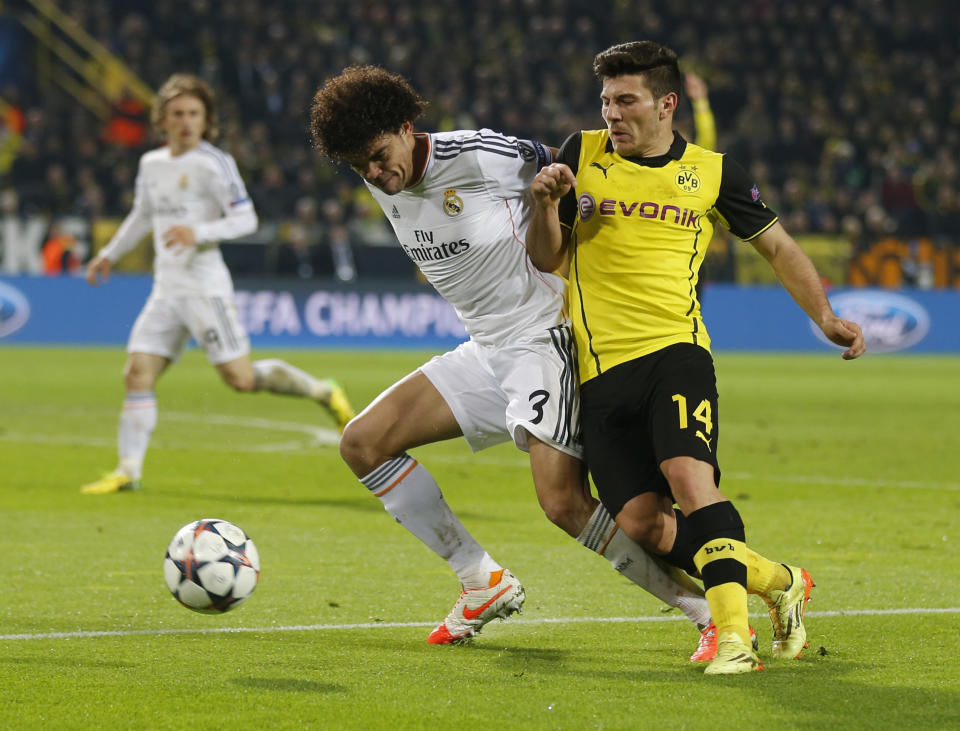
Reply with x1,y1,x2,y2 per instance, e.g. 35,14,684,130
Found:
580,343,721,518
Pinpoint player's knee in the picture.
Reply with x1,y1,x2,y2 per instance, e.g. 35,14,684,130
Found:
339,415,386,476
615,506,664,553
538,496,573,534
223,370,255,392
660,458,713,505
537,488,592,537
124,361,155,391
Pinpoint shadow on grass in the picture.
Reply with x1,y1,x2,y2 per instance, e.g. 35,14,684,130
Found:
231,677,347,694
142,490,530,524
743,655,960,728
2,656,135,670
146,491,384,512
333,632,960,725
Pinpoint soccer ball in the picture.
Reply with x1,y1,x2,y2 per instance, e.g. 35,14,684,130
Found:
163,518,260,614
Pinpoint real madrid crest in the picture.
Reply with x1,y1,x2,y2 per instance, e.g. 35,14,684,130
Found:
442,188,463,217
178,173,189,190
675,164,700,193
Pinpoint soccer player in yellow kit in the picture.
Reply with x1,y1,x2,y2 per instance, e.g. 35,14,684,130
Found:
526,41,865,674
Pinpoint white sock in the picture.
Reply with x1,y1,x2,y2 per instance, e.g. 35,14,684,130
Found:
117,390,156,480
361,453,501,589
252,359,327,401
577,504,712,628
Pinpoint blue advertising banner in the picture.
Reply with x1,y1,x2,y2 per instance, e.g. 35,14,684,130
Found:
0,275,468,349
1,276,958,353
701,284,959,353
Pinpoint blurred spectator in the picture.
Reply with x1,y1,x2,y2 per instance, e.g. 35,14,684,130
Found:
348,189,395,247
321,198,356,282
41,220,83,275
276,196,323,278
101,87,149,148
1,0,957,282
249,163,290,219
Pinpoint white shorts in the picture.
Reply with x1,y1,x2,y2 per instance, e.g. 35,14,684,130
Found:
127,294,251,365
420,324,582,459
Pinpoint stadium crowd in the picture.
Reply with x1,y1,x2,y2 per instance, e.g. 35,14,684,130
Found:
2,0,958,280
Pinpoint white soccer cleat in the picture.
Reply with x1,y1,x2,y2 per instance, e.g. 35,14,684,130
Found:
427,569,525,644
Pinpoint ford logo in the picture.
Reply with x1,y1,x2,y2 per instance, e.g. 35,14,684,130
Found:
811,290,929,353
0,281,30,338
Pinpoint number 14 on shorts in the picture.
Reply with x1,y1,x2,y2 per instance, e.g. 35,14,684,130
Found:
672,393,713,451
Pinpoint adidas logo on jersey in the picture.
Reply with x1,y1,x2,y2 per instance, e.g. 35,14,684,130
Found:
391,205,401,219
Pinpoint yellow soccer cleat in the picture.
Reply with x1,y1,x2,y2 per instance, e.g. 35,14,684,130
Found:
80,471,142,495
767,565,815,659
321,379,356,433
703,632,764,675
690,622,759,663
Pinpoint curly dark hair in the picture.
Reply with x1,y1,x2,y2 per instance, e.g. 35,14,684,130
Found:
593,41,681,100
310,66,428,160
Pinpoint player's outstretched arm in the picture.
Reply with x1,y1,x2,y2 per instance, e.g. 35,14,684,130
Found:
526,163,577,273
750,222,865,360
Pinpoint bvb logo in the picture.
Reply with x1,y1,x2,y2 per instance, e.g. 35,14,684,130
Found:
675,168,701,193
442,188,464,217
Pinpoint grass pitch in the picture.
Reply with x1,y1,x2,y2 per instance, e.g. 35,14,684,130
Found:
1,347,958,729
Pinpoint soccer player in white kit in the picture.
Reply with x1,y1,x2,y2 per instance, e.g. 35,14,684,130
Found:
80,74,355,495
310,66,716,648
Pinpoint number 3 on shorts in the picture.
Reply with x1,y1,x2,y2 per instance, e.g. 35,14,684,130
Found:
671,393,712,435
528,390,549,425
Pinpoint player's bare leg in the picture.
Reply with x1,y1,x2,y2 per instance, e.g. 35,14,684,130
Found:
216,355,355,432
340,370,523,643
527,436,711,631
82,352,169,494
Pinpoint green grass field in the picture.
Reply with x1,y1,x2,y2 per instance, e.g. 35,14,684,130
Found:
1,347,958,729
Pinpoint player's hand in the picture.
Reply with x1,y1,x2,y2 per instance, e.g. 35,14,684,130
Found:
531,163,576,205
685,71,708,101
163,225,196,249
85,255,112,287
821,316,865,360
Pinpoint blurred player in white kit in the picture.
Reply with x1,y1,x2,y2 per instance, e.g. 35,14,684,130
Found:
81,74,354,495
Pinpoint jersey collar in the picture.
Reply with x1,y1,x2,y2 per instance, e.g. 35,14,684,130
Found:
407,133,431,188
606,130,687,168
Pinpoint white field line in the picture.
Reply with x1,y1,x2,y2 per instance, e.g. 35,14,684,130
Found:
725,471,960,491
0,410,340,451
2,607,958,642
2,412,957,490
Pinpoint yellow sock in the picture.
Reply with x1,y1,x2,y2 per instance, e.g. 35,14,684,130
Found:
694,538,751,646
745,548,791,599
704,582,750,646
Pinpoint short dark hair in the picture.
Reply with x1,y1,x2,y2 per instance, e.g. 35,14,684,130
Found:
153,73,219,142
310,66,428,160
592,41,681,100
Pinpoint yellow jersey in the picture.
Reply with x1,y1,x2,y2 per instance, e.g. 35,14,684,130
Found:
557,130,778,382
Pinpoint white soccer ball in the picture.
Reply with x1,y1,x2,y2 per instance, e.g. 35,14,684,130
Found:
163,518,260,614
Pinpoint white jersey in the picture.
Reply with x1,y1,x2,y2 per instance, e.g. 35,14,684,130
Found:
99,141,258,298
367,129,565,346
